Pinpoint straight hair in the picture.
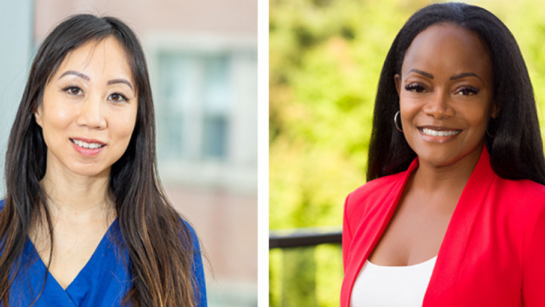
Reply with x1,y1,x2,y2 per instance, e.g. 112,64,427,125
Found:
367,3,545,186
1,14,197,307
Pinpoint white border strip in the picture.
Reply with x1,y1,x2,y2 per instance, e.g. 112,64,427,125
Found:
257,0,270,305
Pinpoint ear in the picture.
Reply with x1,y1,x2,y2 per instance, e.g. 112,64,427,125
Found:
34,104,43,127
394,74,401,96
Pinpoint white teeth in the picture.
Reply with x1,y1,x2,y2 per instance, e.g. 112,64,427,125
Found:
72,139,103,149
421,128,461,137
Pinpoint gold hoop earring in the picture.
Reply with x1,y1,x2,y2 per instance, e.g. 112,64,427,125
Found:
394,111,403,132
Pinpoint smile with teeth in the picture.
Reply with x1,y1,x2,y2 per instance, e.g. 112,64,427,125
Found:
420,128,461,137
71,139,105,149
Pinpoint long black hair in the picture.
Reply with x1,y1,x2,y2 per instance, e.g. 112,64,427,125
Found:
2,14,198,307
367,2,545,185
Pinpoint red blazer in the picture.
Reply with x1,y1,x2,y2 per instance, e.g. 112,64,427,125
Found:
341,147,545,306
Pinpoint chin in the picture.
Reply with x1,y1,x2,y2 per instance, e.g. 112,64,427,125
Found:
414,151,451,167
69,163,111,178
415,144,483,169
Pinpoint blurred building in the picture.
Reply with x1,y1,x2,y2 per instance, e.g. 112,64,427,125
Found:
1,0,257,306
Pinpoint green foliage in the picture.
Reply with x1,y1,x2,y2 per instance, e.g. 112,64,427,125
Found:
282,248,318,307
270,0,545,306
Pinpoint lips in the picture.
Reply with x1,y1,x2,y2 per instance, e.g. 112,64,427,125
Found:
418,126,462,142
70,137,106,148
420,127,461,137
70,137,106,156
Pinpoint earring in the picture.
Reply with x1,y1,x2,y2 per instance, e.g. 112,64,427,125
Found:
486,117,496,138
394,111,403,132
486,126,495,138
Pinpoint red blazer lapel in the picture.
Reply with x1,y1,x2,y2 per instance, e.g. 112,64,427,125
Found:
342,147,497,307
423,147,496,305
341,159,419,307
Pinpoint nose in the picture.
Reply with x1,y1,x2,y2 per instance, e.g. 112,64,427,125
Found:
422,89,454,119
75,94,107,129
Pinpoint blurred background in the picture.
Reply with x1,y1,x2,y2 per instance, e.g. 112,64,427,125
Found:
0,1,256,306
269,0,545,306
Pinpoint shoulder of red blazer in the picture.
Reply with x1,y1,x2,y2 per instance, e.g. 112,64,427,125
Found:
345,170,408,226
490,176,545,218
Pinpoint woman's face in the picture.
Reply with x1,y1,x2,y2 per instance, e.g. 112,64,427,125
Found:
395,23,495,168
35,36,138,178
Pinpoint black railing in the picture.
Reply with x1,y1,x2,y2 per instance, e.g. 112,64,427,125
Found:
269,227,342,249
269,227,343,307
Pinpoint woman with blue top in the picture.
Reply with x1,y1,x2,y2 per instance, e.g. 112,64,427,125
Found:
0,15,206,306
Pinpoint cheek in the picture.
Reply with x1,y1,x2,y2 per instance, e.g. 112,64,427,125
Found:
47,106,73,125
399,98,420,125
464,105,491,129
399,91,418,109
110,112,137,142
40,100,76,134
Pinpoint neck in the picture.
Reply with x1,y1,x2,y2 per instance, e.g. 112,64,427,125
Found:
39,168,114,223
411,145,484,203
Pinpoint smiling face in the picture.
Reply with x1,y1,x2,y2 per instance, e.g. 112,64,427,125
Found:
395,23,495,169
35,36,138,179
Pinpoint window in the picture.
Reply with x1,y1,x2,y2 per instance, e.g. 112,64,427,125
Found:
157,53,232,161
151,40,257,190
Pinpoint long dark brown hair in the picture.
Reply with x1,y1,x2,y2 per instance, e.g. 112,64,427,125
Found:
1,14,198,307
367,3,545,185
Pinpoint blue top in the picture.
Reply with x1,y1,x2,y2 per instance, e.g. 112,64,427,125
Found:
0,200,207,307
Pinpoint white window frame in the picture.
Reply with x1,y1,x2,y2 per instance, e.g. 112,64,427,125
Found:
145,33,257,194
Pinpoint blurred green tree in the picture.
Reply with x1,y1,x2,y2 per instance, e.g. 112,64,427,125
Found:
269,0,545,306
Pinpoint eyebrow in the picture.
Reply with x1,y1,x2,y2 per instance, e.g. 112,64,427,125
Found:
58,70,134,90
107,79,133,90
59,70,90,81
407,69,434,79
450,72,482,81
407,69,482,81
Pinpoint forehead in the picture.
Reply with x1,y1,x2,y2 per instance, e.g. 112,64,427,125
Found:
54,36,133,81
402,23,492,79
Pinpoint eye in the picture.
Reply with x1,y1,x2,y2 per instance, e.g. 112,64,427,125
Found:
455,86,479,96
405,83,426,93
108,93,129,102
64,86,83,96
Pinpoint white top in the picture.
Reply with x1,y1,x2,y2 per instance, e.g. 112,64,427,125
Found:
350,256,437,307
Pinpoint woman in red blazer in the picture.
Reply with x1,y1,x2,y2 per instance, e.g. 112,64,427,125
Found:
342,3,545,306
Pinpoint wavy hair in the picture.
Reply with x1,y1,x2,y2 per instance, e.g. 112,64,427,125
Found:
1,14,197,307
367,2,545,185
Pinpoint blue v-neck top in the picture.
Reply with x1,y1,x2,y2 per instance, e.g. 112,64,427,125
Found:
0,200,207,307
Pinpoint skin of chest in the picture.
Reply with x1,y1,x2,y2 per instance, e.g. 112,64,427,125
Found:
30,213,115,289
368,172,460,266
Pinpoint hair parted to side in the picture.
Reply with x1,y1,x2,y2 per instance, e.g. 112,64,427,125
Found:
367,2,545,185
2,14,198,307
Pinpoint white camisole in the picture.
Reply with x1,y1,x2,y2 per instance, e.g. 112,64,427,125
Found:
350,256,437,307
